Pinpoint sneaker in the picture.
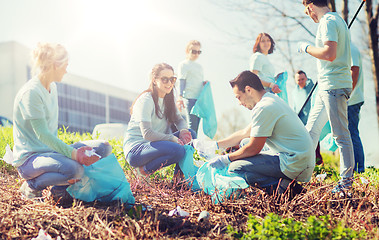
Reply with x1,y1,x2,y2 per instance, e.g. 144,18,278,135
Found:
316,157,324,165
19,181,42,199
50,186,73,205
278,179,292,195
332,182,352,198
136,167,150,183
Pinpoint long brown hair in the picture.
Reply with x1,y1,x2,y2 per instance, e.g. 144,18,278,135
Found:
130,63,178,124
253,33,275,54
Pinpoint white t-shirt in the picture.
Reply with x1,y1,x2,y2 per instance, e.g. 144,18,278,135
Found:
348,43,364,106
12,77,59,167
316,12,352,90
177,59,204,99
123,92,173,154
250,93,315,182
249,52,275,89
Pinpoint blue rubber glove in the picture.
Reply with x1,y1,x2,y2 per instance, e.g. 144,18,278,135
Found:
297,42,310,53
209,155,231,169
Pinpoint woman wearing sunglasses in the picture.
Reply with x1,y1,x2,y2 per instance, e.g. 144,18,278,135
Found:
250,33,281,93
123,63,196,178
176,40,206,135
13,43,112,201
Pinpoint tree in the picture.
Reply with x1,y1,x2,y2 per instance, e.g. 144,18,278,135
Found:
214,108,249,140
208,0,379,121
364,0,379,114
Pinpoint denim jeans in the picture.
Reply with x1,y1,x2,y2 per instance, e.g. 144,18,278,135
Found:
306,88,354,183
348,102,365,173
184,98,200,134
17,140,112,191
228,154,291,191
126,129,196,174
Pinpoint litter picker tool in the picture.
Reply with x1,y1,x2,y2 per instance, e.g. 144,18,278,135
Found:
298,0,367,117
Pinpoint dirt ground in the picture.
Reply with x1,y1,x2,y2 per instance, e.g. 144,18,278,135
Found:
1,169,379,239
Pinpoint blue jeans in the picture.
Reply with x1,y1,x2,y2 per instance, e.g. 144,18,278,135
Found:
228,154,291,191
306,88,354,184
17,140,112,191
348,102,365,173
126,129,196,174
184,98,200,134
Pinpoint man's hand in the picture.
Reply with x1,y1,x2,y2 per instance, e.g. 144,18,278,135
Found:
179,129,192,145
297,42,309,53
75,146,100,166
173,136,185,145
208,155,231,169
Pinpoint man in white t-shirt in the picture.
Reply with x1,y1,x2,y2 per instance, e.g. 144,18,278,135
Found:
298,0,354,195
207,71,315,194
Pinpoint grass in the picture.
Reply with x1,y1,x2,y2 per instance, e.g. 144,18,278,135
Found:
1,125,379,239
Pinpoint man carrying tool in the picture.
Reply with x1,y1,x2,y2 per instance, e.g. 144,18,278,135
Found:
291,70,323,165
298,0,354,195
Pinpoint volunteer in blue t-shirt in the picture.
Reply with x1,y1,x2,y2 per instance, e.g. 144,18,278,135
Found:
124,63,196,179
176,40,207,134
13,43,112,201
349,43,365,173
202,71,315,195
249,33,281,94
298,0,354,195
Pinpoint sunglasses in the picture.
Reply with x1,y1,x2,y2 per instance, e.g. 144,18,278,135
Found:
159,76,177,84
191,50,202,55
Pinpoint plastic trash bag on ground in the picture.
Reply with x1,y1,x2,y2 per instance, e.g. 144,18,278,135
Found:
196,162,249,204
32,229,61,240
67,154,135,204
178,145,201,191
275,71,288,103
191,82,217,139
3,144,14,165
168,206,189,217
191,139,218,159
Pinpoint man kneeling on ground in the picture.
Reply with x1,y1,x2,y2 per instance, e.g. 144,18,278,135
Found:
209,71,315,194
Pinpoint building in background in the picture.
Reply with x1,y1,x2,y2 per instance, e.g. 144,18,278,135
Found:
0,41,137,133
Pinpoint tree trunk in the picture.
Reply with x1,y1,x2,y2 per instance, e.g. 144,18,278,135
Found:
364,0,379,118
342,0,349,23
328,0,336,12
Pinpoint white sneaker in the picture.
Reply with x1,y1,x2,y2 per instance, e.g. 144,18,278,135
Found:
19,181,42,199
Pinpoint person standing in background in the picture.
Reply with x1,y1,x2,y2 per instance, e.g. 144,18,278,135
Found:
299,0,354,195
249,33,281,94
349,43,365,173
176,40,206,135
291,70,323,165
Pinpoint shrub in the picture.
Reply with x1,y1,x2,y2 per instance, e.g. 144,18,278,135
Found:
227,213,367,240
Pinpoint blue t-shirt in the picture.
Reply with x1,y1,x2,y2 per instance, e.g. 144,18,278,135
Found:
12,77,59,167
316,12,352,90
177,59,204,99
249,52,275,91
250,93,315,182
291,79,314,125
348,43,364,106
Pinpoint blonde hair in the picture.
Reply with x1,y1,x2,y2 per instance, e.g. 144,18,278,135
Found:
31,42,68,76
185,40,201,53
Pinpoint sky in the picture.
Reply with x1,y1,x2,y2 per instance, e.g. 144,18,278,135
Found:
1,0,379,165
